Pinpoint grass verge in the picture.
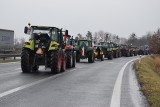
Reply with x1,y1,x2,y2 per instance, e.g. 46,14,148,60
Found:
0,59,20,63
136,55,160,107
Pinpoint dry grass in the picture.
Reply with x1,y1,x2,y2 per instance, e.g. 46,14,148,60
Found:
0,59,20,63
136,55,160,107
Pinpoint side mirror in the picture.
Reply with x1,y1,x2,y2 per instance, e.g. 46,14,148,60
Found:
24,26,28,34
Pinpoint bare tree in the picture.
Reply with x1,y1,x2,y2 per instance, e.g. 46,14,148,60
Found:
86,31,92,40
20,38,25,47
127,33,138,46
77,33,82,39
148,29,160,54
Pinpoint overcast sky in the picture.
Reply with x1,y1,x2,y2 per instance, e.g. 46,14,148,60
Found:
0,0,160,39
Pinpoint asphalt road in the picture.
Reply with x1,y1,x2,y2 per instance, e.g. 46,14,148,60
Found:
0,57,149,107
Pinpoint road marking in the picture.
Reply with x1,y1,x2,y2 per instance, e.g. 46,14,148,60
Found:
110,58,138,107
0,68,76,98
0,76,54,98
0,67,45,77
14,68,21,70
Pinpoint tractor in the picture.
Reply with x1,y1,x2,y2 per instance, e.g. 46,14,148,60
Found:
94,45,104,61
131,46,138,56
100,42,113,60
64,34,76,68
21,24,68,74
121,44,133,57
111,42,122,58
74,39,95,63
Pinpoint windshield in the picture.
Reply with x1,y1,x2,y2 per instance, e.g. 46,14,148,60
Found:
31,28,59,42
31,29,51,39
121,45,127,48
79,41,90,47
33,29,50,34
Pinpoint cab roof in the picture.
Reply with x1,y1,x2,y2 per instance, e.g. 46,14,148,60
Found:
31,26,60,31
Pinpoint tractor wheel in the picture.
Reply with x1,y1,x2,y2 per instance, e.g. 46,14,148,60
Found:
108,52,113,60
76,52,80,62
21,48,32,73
72,52,76,67
114,52,118,58
126,52,130,57
51,51,61,74
101,55,104,61
118,52,122,57
66,51,72,68
61,52,66,72
32,65,39,72
88,51,95,63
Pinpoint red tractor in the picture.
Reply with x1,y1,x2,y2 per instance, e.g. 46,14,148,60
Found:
64,31,76,68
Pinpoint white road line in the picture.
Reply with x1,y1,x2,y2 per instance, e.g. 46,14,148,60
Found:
14,68,21,70
0,76,54,98
0,68,76,98
110,58,138,107
0,67,45,77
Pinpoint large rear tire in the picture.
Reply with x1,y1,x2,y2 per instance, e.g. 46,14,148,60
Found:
21,48,32,73
61,51,66,72
72,52,76,67
88,51,95,63
66,51,72,68
51,51,61,74
76,52,80,62
32,65,39,72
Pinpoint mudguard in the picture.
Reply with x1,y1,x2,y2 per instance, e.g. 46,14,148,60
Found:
48,41,59,51
23,40,34,50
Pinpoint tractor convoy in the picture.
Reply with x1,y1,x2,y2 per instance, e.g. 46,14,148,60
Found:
21,24,149,73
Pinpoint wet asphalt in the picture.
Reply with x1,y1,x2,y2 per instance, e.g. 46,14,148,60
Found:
0,56,148,107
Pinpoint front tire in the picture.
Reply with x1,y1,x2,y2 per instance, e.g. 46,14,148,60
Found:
21,48,32,73
51,51,61,74
108,52,113,60
101,55,104,61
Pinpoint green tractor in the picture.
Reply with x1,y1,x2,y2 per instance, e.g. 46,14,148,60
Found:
131,46,138,56
112,42,122,58
74,39,95,63
100,42,113,60
64,34,76,68
21,24,68,74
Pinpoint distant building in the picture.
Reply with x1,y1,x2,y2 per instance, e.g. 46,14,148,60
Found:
0,28,14,53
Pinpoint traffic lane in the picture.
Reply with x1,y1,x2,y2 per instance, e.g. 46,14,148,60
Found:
121,61,149,107
0,62,21,74
0,70,54,94
0,57,138,107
